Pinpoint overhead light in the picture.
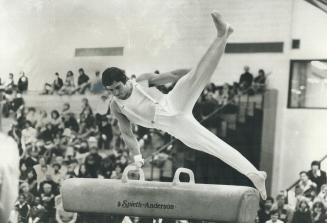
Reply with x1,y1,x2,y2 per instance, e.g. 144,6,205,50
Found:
311,61,327,70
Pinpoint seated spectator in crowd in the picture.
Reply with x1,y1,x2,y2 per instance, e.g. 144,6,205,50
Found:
41,183,56,222
33,156,53,187
110,164,123,179
84,137,102,178
75,68,91,94
272,193,294,223
239,65,253,93
17,71,28,93
51,163,65,184
4,72,16,94
25,168,38,196
80,98,93,120
311,201,326,223
217,83,230,105
291,199,312,223
266,209,284,223
21,121,37,156
20,182,34,205
298,171,317,198
41,72,64,94
15,194,30,223
253,69,267,93
90,70,105,94
314,184,327,208
97,115,113,150
28,196,46,223
23,147,39,169
307,161,327,193
59,70,76,95
2,90,24,118
55,192,77,223
62,113,79,133
79,107,97,139
257,197,274,223
20,161,29,182
26,107,38,127
35,110,49,132
77,163,91,178
100,154,116,179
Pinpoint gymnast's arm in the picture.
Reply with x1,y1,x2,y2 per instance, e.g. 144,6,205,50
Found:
136,69,191,87
110,101,141,157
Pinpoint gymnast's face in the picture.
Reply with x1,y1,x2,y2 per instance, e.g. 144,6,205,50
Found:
106,81,130,99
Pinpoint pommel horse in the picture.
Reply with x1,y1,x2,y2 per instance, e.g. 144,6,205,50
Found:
62,165,259,223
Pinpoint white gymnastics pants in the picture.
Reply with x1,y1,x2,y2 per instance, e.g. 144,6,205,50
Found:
153,31,258,176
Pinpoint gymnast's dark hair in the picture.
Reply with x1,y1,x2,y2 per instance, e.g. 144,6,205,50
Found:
102,67,127,86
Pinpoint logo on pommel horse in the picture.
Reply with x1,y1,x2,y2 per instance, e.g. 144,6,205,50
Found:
117,200,175,210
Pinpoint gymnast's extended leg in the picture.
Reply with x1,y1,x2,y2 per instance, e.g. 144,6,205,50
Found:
166,11,233,113
164,11,267,199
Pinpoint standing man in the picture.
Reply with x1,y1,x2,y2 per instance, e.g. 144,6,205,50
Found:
102,11,267,199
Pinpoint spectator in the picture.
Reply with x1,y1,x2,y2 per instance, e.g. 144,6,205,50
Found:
272,193,294,223
28,196,46,223
41,183,56,222
62,113,79,133
33,156,53,187
59,71,75,95
80,98,93,121
5,72,16,94
257,197,274,223
52,163,65,184
111,164,123,179
20,182,34,206
35,110,49,132
41,72,63,95
52,72,64,93
17,71,29,93
314,184,327,208
90,70,105,94
298,171,317,198
98,115,113,150
16,194,30,223
84,137,102,178
100,154,116,179
25,169,38,196
266,209,284,223
253,69,266,93
292,199,312,223
76,68,91,94
77,163,91,178
312,201,326,223
307,161,327,193
239,65,253,92
21,121,37,156
26,107,37,127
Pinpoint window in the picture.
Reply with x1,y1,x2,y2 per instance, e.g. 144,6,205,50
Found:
288,60,327,108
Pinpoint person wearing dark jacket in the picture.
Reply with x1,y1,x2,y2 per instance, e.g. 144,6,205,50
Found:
18,71,29,92
292,199,312,223
307,161,327,193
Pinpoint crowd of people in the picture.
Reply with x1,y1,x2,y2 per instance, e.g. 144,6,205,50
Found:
257,161,327,223
40,68,105,96
3,66,269,223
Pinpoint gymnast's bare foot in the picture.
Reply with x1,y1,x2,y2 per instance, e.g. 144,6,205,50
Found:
211,11,234,37
247,171,267,200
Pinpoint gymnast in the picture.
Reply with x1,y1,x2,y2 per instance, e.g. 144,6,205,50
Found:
102,11,267,199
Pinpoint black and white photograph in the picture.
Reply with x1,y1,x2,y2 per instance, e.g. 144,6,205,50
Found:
1,0,327,222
